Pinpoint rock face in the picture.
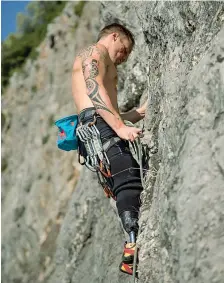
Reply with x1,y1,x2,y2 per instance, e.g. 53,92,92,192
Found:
2,2,224,283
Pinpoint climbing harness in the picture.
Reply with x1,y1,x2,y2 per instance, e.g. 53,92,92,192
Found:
76,115,120,200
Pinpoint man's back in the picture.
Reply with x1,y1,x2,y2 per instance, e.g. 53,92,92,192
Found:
72,43,118,114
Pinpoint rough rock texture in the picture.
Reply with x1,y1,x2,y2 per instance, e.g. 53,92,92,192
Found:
1,2,102,283
2,2,224,283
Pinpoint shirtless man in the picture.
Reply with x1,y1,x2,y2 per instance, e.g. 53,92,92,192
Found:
72,23,147,276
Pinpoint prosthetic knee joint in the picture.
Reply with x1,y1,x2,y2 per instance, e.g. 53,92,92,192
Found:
120,211,139,243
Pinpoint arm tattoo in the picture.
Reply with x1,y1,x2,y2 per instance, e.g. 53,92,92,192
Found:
79,45,115,116
85,78,114,115
82,59,99,78
78,44,106,61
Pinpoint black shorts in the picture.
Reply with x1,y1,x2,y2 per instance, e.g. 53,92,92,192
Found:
78,107,143,216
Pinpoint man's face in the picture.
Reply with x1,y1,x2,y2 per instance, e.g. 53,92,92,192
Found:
111,33,133,65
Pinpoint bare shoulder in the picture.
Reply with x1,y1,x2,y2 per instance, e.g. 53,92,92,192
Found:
76,43,108,62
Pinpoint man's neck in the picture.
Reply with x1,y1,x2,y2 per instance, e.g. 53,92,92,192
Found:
97,41,117,68
97,38,110,50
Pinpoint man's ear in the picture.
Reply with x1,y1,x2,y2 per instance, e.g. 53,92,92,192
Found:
112,32,119,41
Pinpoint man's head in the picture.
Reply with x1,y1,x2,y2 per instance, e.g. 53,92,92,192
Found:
97,23,135,65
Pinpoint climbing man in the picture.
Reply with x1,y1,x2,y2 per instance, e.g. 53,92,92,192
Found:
72,23,147,276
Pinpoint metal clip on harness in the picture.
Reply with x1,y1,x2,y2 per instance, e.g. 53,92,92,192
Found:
76,118,98,172
76,116,114,199
77,118,145,203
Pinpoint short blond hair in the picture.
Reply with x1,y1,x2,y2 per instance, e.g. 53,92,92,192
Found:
97,23,135,49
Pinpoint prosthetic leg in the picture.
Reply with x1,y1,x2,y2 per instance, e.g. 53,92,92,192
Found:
119,211,139,277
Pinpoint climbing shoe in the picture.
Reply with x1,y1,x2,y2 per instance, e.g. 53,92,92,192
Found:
122,242,137,264
119,262,138,278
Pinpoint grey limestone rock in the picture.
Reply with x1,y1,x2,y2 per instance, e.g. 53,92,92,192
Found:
1,2,224,283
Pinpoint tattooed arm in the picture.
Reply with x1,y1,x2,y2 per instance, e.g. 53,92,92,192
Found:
79,44,142,141
120,108,145,124
80,44,124,131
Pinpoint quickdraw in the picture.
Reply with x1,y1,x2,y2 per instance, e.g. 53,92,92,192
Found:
76,115,116,200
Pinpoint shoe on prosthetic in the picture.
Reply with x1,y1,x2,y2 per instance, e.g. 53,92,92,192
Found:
119,262,138,277
122,241,137,264
119,211,139,276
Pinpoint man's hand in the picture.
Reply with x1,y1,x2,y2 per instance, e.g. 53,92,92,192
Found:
136,98,149,117
115,125,142,142
120,98,149,124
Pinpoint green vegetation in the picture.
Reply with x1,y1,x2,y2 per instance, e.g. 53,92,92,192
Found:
1,113,6,128
1,158,8,172
74,1,86,17
2,1,67,91
48,115,55,127
31,85,37,93
49,72,54,85
42,134,50,145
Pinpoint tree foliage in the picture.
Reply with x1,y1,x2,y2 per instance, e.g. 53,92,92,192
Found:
16,12,33,34
2,1,67,91
74,1,86,17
